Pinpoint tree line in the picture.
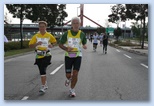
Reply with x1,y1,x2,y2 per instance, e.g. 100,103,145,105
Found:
5,4,68,49
108,4,148,49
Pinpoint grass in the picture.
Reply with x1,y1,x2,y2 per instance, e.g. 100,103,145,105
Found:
4,44,59,57
4,48,34,57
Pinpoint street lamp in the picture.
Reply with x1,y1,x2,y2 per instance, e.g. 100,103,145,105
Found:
123,21,126,39
61,18,64,35
57,16,64,35
77,6,80,16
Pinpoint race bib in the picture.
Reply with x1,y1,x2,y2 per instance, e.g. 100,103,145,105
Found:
68,52,77,58
68,38,80,51
36,50,45,56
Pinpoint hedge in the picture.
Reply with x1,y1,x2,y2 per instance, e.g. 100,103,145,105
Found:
4,41,30,51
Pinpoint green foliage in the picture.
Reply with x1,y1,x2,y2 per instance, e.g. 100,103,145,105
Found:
108,4,126,26
125,4,148,21
6,4,68,27
113,40,122,44
4,41,29,51
6,4,68,48
113,40,140,46
114,27,122,40
108,4,148,23
57,4,68,26
96,27,106,35
131,25,140,38
118,42,140,46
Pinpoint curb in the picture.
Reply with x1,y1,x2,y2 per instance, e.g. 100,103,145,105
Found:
110,45,148,56
4,51,35,60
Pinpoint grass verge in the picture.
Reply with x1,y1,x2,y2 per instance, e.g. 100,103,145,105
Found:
4,48,34,57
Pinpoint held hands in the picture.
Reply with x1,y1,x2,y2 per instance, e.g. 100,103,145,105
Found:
36,41,42,46
48,44,54,48
66,45,87,52
36,41,54,48
67,46,74,52
82,45,87,49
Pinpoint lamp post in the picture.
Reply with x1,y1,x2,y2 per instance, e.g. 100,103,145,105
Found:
57,16,64,35
77,6,80,16
123,21,126,39
61,18,64,35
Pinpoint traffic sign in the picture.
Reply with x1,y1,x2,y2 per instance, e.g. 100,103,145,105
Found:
106,27,114,33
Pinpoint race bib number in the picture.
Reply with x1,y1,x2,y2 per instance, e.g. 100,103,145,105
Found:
37,38,49,47
68,52,77,58
68,38,80,49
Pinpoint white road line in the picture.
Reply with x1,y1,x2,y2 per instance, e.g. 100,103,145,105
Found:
21,96,29,100
140,63,148,69
50,64,64,75
116,49,120,52
124,54,132,59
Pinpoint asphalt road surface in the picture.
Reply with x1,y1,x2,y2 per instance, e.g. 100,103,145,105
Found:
4,41,149,101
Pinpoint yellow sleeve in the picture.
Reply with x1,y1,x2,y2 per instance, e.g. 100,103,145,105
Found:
29,35,37,45
49,34,57,44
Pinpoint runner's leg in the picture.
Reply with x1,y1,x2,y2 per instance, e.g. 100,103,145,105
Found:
71,57,81,89
65,57,73,86
71,70,78,89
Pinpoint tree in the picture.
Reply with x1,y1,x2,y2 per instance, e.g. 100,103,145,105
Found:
131,22,142,44
6,4,33,49
6,4,68,48
24,4,68,33
108,4,126,28
114,27,122,41
4,12,12,40
125,4,148,49
56,4,68,34
96,27,106,35
56,4,68,26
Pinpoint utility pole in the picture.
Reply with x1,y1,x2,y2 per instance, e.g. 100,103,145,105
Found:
141,12,146,49
20,5,24,49
141,4,146,49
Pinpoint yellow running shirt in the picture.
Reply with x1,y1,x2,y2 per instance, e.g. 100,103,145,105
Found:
29,32,56,58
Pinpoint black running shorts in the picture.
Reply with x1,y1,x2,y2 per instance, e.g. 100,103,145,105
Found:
93,43,98,46
34,55,52,75
65,56,82,73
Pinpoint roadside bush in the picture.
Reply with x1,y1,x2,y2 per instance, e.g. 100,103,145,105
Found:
4,41,29,51
112,40,140,46
113,40,122,44
118,42,139,46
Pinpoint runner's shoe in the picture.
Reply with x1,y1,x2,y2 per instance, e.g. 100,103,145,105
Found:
65,78,72,87
39,85,48,93
70,89,76,97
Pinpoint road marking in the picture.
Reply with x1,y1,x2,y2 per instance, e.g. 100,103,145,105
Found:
140,63,148,69
21,96,29,100
124,54,132,59
50,64,64,75
4,59,14,63
116,49,120,52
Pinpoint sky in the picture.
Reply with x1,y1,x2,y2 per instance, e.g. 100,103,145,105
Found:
4,4,132,28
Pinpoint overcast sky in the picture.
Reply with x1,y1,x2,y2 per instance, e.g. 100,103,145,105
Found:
4,4,132,28
64,4,115,27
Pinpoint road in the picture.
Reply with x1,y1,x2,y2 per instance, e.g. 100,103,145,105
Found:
4,41,149,100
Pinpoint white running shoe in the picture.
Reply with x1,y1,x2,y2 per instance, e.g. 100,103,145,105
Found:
39,85,48,93
69,89,76,97
65,79,71,87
